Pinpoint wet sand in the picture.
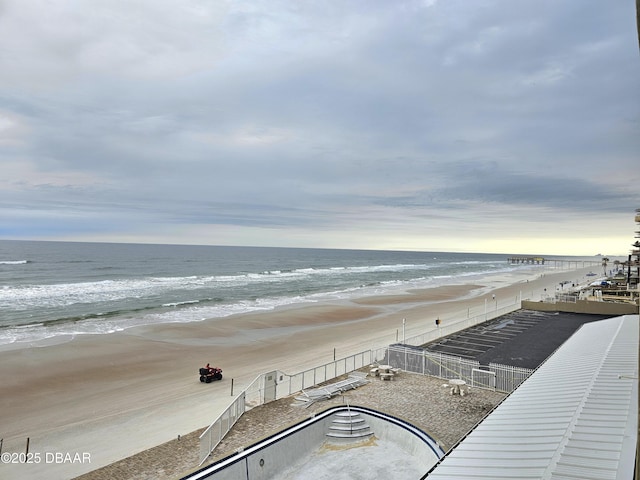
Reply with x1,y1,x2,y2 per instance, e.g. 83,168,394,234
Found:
0,265,593,478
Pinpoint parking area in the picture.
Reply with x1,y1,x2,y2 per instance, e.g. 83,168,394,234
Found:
423,309,611,369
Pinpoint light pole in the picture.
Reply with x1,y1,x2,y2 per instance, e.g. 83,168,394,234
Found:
402,318,407,370
402,318,406,344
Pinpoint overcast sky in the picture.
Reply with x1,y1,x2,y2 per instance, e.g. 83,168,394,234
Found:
1,0,638,256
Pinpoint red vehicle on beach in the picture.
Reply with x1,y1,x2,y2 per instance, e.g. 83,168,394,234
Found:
199,363,223,383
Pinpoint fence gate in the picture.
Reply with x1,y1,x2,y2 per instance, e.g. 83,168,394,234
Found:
472,368,496,390
264,371,277,403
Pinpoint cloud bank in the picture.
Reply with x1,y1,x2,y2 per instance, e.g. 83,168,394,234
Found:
1,0,638,255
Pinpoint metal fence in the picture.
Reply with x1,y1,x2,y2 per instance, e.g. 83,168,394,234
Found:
198,392,245,466
276,351,378,400
553,294,578,303
198,350,379,465
384,345,533,393
403,299,522,348
489,362,533,392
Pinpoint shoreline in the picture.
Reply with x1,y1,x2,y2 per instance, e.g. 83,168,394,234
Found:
0,265,594,478
0,263,552,351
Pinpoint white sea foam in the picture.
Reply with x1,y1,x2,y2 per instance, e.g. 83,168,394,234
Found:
162,300,200,307
0,294,318,347
0,240,604,353
0,266,530,348
0,262,483,310
0,246,544,348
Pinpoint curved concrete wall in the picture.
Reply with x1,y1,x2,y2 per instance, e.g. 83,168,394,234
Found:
183,406,444,480
359,411,442,459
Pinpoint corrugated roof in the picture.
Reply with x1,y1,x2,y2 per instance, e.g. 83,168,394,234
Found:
426,315,638,480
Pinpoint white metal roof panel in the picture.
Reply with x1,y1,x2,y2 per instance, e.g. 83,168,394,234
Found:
427,315,638,480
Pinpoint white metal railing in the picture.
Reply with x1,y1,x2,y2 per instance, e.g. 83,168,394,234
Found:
555,294,577,303
403,298,521,348
198,392,246,466
489,362,533,392
275,351,376,401
198,350,376,465
385,345,533,393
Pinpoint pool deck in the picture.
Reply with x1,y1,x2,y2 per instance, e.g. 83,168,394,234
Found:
76,370,506,480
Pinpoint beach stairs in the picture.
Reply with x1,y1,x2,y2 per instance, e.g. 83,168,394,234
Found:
326,411,374,444
292,372,369,408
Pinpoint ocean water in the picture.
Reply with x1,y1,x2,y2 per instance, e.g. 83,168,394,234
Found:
0,240,541,347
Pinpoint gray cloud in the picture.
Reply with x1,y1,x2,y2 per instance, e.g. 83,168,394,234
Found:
0,0,638,254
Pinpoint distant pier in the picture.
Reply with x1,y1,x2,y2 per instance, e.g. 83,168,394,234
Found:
508,257,602,268
508,256,545,265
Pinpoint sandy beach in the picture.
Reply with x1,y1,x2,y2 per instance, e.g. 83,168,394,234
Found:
0,265,595,479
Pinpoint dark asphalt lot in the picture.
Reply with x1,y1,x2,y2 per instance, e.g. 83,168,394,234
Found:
425,309,612,369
